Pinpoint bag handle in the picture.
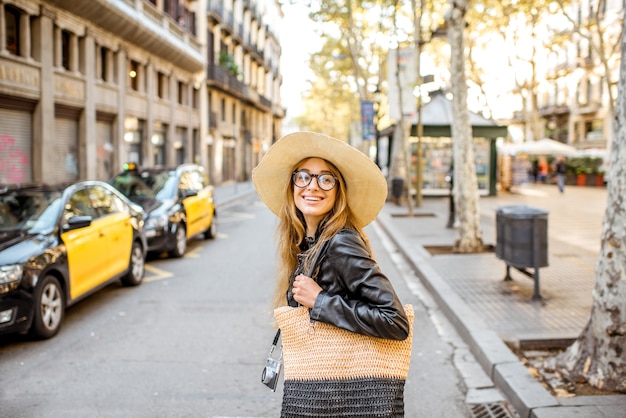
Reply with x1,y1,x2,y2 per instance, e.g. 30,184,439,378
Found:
271,239,330,343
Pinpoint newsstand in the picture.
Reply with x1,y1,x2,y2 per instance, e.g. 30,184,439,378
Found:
495,205,548,300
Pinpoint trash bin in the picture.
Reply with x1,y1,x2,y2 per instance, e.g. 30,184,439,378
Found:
495,205,548,300
391,177,403,202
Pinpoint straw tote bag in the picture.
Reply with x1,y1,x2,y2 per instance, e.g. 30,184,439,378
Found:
275,303,414,417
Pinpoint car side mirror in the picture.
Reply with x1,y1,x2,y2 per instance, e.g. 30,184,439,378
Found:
63,215,92,231
181,190,198,199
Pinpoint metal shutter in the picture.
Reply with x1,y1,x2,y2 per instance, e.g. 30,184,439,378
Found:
52,117,79,183
0,108,33,184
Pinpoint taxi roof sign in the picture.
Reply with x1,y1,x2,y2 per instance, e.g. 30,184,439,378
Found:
123,162,138,171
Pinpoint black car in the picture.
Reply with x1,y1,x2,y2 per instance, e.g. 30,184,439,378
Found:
110,163,216,258
0,181,147,339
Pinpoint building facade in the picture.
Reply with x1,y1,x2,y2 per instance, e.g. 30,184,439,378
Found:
519,0,622,152
0,0,283,185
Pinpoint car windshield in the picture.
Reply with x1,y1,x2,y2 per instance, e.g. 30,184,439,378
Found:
0,190,63,233
111,171,177,202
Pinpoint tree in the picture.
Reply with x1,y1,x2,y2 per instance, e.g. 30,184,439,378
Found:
555,0,621,127
296,74,358,140
293,34,362,140
446,0,483,252
543,7,626,393
466,0,550,141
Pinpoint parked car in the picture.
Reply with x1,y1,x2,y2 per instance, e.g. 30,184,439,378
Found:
0,181,147,339
109,163,216,258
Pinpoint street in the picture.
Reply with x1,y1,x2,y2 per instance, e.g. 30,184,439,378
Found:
0,193,475,418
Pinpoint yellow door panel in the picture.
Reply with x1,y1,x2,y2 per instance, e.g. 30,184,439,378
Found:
62,218,110,300
100,212,133,277
188,189,213,236
198,188,214,230
182,195,202,237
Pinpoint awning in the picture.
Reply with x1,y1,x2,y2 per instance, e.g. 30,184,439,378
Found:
498,138,577,156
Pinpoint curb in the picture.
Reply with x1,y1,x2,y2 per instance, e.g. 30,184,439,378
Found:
214,185,257,210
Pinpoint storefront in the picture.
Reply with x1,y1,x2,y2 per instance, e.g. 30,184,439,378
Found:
409,92,507,196
413,136,493,194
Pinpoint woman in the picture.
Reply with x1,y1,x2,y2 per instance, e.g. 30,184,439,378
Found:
253,131,411,416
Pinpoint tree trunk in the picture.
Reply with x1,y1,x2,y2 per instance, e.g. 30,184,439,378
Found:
546,11,626,392
446,0,483,253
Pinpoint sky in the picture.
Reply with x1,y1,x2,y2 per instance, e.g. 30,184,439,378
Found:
279,3,321,121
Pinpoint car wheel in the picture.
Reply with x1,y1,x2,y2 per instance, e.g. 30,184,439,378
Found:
203,212,217,239
30,275,65,340
121,240,145,286
169,223,187,258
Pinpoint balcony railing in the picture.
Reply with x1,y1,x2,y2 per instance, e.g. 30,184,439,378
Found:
46,0,203,72
207,64,245,95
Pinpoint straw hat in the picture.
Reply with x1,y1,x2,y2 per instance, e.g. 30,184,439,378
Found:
252,131,388,227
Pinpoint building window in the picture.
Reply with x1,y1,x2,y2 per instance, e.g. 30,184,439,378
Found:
157,72,166,99
99,46,109,82
177,81,185,105
61,30,71,70
151,131,166,166
164,0,176,16
221,98,226,122
188,12,197,35
5,5,21,56
192,88,199,109
129,60,139,91
175,127,186,165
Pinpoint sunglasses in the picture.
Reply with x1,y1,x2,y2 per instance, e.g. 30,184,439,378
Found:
292,170,337,191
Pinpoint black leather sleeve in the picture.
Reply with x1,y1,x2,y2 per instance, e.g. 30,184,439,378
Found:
309,229,410,340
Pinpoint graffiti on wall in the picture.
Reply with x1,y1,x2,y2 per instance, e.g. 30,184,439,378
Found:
0,133,29,184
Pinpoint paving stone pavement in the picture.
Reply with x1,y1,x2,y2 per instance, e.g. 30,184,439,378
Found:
381,183,602,346
376,182,626,418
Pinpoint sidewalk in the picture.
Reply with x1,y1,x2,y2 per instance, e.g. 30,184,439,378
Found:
377,183,626,418
213,181,257,209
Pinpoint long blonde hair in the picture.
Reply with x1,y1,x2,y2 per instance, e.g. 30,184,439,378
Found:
272,158,373,309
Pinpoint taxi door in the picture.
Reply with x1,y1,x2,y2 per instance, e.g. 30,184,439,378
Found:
61,187,111,300
89,185,133,277
179,170,210,237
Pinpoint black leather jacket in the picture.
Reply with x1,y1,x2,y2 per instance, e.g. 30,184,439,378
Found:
288,228,410,341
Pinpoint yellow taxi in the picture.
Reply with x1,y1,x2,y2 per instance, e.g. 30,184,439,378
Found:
0,181,147,339
109,163,216,258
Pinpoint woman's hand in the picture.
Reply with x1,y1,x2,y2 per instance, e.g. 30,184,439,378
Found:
292,274,322,308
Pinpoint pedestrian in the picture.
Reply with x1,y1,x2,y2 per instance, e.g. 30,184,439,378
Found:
538,158,549,183
555,156,568,193
252,131,411,417
531,159,539,183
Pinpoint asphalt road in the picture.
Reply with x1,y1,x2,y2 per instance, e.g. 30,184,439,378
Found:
0,194,475,417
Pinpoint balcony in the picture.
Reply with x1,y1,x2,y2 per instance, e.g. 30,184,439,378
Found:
207,64,245,96
575,101,601,115
537,105,570,117
45,0,204,73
